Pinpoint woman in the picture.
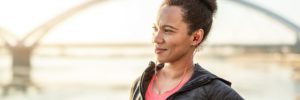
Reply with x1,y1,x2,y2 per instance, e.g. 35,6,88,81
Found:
130,0,243,100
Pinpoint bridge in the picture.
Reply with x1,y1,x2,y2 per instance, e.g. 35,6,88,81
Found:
0,0,107,95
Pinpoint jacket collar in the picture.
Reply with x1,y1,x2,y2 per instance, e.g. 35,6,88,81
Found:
139,61,156,99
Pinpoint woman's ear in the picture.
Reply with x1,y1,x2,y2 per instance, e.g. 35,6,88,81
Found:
191,29,204,46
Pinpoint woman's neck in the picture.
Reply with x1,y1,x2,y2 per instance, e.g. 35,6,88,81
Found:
160,54,194,80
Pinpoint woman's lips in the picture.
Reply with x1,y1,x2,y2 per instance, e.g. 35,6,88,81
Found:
155,47,167,54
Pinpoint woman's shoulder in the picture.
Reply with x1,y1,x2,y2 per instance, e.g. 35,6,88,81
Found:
202,78,244,100
191,64,244,99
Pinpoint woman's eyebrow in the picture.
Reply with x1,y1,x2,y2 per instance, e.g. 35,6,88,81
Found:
162,25,178,30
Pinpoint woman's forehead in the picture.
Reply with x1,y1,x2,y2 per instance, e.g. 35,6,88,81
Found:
155,5,184,27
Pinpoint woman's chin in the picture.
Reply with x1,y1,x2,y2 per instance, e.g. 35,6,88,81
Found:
155,57,167,63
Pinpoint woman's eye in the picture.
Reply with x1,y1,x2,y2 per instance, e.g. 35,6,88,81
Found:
164,29,173,33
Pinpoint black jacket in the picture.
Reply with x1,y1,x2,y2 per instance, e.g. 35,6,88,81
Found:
130,61,244,100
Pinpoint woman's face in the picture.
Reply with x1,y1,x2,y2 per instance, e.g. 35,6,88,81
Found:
153,5,194,63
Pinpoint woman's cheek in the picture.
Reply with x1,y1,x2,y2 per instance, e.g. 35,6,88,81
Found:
163,34,173,43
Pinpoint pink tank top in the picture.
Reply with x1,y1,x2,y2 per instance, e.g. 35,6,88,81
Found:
145,74,189,100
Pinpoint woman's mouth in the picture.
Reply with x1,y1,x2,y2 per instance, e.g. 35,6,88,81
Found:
155,47,167,54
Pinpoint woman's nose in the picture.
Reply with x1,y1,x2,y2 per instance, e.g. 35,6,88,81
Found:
152,31,164,44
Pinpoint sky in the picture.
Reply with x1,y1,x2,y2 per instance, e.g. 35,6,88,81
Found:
0,0,298,45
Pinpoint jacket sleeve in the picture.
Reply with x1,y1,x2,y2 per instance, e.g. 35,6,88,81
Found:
204,80,244,100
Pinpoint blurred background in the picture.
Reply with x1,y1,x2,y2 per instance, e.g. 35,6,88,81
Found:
0,0,299,100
